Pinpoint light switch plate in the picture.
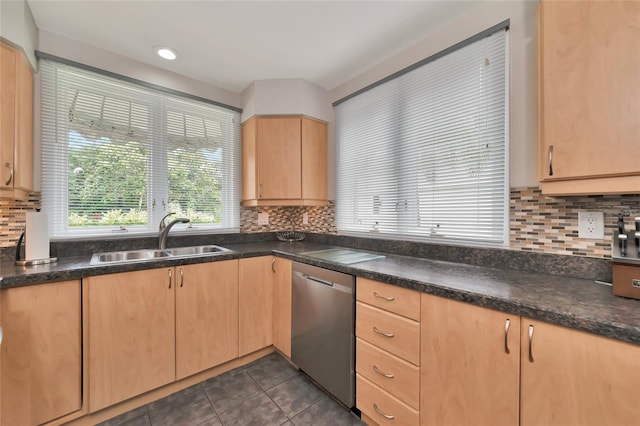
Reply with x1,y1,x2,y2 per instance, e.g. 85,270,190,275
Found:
302,212,309,225
578,211,604,239
258,212,269,226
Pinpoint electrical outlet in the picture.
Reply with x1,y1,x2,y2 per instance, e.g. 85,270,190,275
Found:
578,211,604,239
257,212,269,226
302,212,309,225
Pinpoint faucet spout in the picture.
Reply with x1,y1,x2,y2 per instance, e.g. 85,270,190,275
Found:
159,214,190,249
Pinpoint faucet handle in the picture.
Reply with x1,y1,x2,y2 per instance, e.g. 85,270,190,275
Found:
159,212,176,230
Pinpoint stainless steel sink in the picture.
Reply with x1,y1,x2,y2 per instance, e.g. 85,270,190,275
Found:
165,245,231,257
90,245,231,265
90,249,171,265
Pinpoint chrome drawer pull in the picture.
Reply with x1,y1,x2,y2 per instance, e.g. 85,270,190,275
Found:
4,162,13,186
373,365,395,379
504,318,511,354
373,292,395,301
373,403,395,420
373,326,395,338
528,324,535,362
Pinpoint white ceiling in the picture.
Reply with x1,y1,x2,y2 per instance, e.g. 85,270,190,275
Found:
27,0,486,93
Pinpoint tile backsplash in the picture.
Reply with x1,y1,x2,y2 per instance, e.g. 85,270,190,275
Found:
510,187,639,259
2,189,638,260
0,192,40,248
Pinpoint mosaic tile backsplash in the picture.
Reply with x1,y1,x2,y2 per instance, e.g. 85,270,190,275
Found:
1,189,638,260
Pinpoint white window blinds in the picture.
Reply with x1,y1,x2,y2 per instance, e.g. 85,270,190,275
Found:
336,28,509,246
40,60,240,238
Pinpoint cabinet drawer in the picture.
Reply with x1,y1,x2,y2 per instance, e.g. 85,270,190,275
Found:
356,302,420,365
357,278,420,321
356,338,419,409
357,374,419,426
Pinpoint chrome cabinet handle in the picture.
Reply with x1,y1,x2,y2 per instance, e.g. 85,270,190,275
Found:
373,403,394,420
259,183,262,198
4,162,13,186
271,258,276,273
373,326,395,338
373,365,395,379
548,145,554,176
168,269,172,289
504,318,511,354
179,268,184,287
373,292,395,302
528,324,535,362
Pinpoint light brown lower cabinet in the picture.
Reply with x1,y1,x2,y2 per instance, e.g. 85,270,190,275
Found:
176,261,239,380
1,280,82,426
420,294,520,426
520,319,640,426
87,268,176,412
272,257,292,357
88,261,241,412
238,256,274,356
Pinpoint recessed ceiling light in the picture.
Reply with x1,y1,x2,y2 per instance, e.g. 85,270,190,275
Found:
155,46,177,61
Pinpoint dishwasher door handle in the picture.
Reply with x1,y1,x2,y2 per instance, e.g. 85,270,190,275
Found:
303,273,334,287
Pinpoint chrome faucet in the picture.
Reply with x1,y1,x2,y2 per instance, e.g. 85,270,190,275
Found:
159,213,190,250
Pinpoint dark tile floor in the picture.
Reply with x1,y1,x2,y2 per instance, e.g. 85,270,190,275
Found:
98,352,365,426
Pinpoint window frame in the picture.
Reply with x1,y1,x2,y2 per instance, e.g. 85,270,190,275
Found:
39,57,241,239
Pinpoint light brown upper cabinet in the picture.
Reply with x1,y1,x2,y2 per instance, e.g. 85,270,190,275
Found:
538,1,640,195
0,42,33,200
242,116,328,206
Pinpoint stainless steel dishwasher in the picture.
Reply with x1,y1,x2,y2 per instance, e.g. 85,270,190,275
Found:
291,261,355,408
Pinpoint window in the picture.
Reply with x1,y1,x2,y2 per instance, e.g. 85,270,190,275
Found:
40,60,240,238
335,27,509,246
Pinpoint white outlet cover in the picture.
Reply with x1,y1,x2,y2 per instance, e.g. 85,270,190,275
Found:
578,211,604,239
302,212,309,225
258,212,269,225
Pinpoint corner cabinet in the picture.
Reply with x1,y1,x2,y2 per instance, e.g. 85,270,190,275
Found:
242,116,328,206
272,257,292,357
1,280,82,426
0,42,33,200
538,0,640,195
238,256,274,356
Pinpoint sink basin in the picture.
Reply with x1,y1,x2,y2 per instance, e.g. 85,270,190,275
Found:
165,245,231,257
90,245,231,265
90,249,171,265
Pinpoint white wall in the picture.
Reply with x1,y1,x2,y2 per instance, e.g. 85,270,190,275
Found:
329,0,539,189
38,31,242,109
241,79,331,122
0,0,38,68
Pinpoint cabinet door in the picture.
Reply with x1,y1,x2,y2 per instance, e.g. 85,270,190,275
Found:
176,260,239,380
521,319,640,426
13,50,32,196
1,281,81,426
0,43,16,193
239,256,274,356
88,269,176,412
257,117,301,199
420,294,520,426
301,117,327,201
272,257,292,357
539,1,640,184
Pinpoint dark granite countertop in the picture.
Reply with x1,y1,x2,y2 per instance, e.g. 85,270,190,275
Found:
1,240,639,346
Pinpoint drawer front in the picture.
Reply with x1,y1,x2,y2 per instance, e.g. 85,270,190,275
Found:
357,374,419,426
356,302,420,365
357,278,420,321
356,338,419,409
